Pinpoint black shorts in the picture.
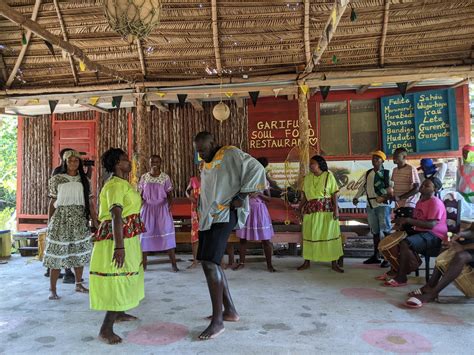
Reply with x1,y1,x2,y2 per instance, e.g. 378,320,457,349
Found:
405,232,442,256
197,210,237,265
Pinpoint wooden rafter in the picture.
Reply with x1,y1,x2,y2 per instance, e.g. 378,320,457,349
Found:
5,0,42,88
452,78,470,88
150,100,169,112
407,81,418,90
52,0,78,86
304,0,311,65
136,38,147,78
305,0,350,73
81,103,109,114
211,0,222,74
379,0,390,68
0,1,135,84
356,84,370,94
189,99,203,111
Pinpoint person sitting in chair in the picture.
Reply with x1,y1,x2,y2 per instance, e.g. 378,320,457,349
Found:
383,178,447,287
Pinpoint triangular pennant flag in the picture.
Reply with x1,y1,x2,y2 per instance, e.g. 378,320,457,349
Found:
319,86,331,101
21,32,27,45
177,94,187,108
331,8,337,26
89,97,100,106
225,92,234,98
273,88,283,98
28,98,40,105
299,84,309,95
326,23,333,42
44,40,55,57
249,91,260,107
157,92,166,98
112,96,122,109
350,6,357,22
49,100,59,114
95,71,99,81
79,61,86,72
396,82,408,97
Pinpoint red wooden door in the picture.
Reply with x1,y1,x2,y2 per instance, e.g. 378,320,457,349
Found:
52,120,97,195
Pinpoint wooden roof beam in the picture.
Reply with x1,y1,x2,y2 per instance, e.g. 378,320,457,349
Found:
305,0,350,73
211,0,222,74
150,100,169,112
407,81,418,90
52,0,78,86
81,103,109,115
0,1,135,84
136,38,147,78
356,84,370,94
189,99,204,111
452,78,470,88
379,0,390,68
303,0,311,65
5,0,42,88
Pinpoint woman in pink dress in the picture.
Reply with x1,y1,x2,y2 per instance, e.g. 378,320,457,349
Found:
185,162,203,269
233,180,275,272
139,155,178,272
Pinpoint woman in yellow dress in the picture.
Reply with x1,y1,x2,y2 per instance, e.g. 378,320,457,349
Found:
297,155,344,273
90,148,145,344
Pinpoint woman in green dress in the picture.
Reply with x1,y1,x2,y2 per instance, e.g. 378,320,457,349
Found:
297,155,344,273
90,148,145,345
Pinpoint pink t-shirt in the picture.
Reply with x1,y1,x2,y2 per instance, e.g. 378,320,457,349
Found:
413,196,447,240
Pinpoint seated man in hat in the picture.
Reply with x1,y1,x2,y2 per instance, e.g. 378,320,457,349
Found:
353,150,393,267
418,158,447,196
383,178,447,287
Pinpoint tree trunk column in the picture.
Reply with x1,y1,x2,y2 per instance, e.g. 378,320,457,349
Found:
298,87,310,189
136,93,151,177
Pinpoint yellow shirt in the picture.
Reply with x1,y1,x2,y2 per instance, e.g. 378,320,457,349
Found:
98,176,142,222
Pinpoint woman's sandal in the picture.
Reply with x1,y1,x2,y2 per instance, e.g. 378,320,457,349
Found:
75,282,89,293
383,279,407,287
404,296,424,308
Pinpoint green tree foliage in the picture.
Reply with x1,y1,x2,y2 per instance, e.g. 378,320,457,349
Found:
0,115,17,212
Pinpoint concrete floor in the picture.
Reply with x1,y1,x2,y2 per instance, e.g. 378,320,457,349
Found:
0,253,473,355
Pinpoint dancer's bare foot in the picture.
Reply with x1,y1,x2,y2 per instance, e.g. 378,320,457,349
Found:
198,322,225,340
187,261,200,269
267,265,277,272
232,263,245,271
331,262,344,273
48,290,60,300
172,264,179,272
75,283,89,293
206,310,240,322
115,312,138,323
98,330,122,345
297,261,310,271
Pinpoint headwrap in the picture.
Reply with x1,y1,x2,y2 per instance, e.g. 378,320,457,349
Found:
62,150,81,161
371,150,386,161
419,158,437,176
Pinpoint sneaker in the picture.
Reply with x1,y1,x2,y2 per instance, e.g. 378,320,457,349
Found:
363,255,381,264
380,260,390,268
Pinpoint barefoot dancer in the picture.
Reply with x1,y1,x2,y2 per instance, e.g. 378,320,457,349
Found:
297,155,344,273
90,148,145,345
139,155,178,272
194,132,266,340
234,179,275,272
43,150,96,300
185,163,203,269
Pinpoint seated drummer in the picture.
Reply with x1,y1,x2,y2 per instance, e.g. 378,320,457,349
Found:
383,178,447,287
404,232,474,308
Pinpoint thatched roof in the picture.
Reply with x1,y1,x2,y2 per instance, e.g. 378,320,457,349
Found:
0,0,472,94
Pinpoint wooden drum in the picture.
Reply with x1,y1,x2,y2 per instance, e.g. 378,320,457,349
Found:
435,249,474,297
378,231,421,272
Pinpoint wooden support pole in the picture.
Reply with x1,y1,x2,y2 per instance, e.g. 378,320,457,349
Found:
5,0,42,88
356,84,370,94
52,0,78,86
0,1,135,84
81,104,109,115
136,38,147,78
379,0,390,68
304,0,311,65
189,99,204,111
211,0,222,74
452,78,470,88
298,87,310,189
136,92,151,176
235,97,244,109
305,0,350,73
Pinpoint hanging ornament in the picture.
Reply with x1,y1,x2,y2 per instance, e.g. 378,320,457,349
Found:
177,94,187,108
21,31,27,45
350,6,357,22
79,61,87,72
319,86,331,101
89,97,100,106
332,55,338,64
331,8,337,26
213,101,231,123
249,91,260,107
273,88,283,98
157,92,166,98
396,82,408,97
104,0,162,43
299,84,309,95
225,92,234,98
112,96,123,109
49,100,59,114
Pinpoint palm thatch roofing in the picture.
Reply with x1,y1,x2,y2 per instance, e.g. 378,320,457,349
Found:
0,0,473,97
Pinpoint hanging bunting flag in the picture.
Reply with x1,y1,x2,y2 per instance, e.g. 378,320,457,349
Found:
89,97,100,106
332,55,338,64
273,88,283,98
299,84,309,95
396,82,408,97
79,61,86,72
95,71,99,81
177,94,187,108
112,96,123,109
225,92,234,98
350,6,357,22
331,8,337,26
249,91,260,107
28,98,40,105
44,40,55,57
157,92,166,98
326,23,333,42
49,100,59,114
319,86,331,101
21,31,27,45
